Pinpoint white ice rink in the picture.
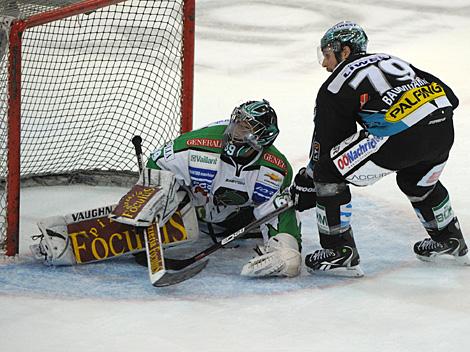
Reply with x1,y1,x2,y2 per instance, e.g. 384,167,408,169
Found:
2,1,470,351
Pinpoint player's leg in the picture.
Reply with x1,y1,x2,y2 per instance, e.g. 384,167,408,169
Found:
397,167,469,264
304,181,363,276
304,131,392,277
393,113,468,264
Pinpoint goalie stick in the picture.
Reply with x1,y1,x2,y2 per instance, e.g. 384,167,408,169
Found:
131,135,208,287
142,222,208,287
135,201,293,285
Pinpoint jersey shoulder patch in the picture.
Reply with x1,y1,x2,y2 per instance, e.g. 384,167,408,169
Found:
174,124,226,153
148,124,226,167
258,146,290,176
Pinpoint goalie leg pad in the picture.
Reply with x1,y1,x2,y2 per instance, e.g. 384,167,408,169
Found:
241,233,301,278
30,199,199,266
30,216,76,266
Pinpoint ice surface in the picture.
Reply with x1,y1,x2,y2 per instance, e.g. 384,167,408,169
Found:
1,1,470,351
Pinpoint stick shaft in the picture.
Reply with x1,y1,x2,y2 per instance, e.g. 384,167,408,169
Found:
165,201,293,270
132,135,144,182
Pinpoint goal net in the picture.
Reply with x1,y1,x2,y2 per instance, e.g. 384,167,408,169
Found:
0,0,195,256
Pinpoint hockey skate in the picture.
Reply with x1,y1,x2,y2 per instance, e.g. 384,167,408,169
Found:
304,246,364,277
414,218,470,265
414,238,469,265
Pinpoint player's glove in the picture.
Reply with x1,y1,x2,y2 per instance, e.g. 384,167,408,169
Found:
290,167,316,211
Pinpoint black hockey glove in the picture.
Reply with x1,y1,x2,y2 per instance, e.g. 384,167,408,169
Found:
290,167,316,212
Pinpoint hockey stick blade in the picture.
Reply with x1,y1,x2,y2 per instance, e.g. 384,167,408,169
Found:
133,249,209,286
135,250,206,271
152,259,209,287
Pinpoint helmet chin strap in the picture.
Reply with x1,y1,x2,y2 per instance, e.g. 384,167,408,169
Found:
334,51,343,66
334,45,353,67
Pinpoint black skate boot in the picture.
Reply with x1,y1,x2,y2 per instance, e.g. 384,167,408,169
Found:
305,246,364,277
414,218,469,265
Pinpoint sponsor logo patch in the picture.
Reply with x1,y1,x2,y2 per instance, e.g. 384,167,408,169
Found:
67,211,187,264
432,195,454,230
333,136,386,175
190,154,218,165
340,203,352,231
187,138,222,148
150,148,164,161
265,172,282,182
163,142,175,161
330,132,362,159
69,206,114,223
146,223,164,274
189,166,217,195
263,152,287,172
385,82,445,122
417,162,446,187
316,205,330,233
346,160,394,186
224,178,245,186
112,185,161,220
253,182,277,204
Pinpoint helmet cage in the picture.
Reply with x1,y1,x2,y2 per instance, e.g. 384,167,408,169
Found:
222,100,279,159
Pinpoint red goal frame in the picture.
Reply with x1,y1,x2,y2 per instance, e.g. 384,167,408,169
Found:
4,0,195,256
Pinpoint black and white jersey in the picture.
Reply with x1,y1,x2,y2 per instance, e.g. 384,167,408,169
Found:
311,53,459,163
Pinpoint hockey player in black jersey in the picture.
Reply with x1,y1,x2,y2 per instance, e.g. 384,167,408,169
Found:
291,21,469,276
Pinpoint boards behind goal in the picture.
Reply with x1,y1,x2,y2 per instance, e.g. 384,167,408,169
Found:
0,0,195,256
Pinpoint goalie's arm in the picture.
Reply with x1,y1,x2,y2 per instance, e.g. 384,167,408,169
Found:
253,159,301,244
146,142,193,190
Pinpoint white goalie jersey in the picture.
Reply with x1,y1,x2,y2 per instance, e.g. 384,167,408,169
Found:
146,121,301,243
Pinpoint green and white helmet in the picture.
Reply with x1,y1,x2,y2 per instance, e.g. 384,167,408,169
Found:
222,99,279,159
320,21,368,58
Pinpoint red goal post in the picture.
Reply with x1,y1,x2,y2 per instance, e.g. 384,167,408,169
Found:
0,0,195,256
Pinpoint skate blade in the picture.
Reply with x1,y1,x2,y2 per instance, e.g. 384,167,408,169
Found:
416,253,470,265
307,265,364,278
455,254,470,265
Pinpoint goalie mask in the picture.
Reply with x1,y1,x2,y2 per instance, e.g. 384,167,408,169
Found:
222,100,279,159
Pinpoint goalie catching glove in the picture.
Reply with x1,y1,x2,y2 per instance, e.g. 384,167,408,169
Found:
241,233,301,278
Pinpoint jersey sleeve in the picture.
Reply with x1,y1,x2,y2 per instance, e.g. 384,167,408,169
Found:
146,137,193,188
253,152,301,244
253,191,302,244
309,85,359,170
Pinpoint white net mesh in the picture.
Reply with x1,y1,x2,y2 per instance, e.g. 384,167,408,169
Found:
0,0,192,255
